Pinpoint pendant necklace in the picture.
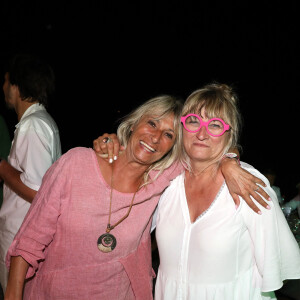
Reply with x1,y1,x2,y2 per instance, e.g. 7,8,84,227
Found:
97,166,140,253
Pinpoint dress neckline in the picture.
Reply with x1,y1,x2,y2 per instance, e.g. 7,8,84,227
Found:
181,173,225,224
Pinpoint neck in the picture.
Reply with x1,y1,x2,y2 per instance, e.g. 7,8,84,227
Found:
189,159,219,177
107,153,149,193
16,100,38,121
115,153,149,179
186,161,223,188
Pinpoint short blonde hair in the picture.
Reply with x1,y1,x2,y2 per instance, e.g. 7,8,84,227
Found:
180,82,242,170
117,95,183,184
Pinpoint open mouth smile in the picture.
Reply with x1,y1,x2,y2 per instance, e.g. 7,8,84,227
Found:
140,141,156,153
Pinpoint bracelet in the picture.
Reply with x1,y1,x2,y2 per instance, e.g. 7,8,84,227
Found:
222,153,240,165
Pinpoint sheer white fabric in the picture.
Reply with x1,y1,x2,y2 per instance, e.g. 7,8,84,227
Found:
154,162,300,300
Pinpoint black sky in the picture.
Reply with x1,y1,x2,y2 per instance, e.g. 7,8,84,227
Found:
0,1,299,199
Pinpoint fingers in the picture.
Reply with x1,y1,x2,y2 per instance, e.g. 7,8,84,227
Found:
106,138,115,163
253,177,267,188
93,136,104,152
249,173,271,201
103,134,120,163
250,188,271,210
242,172,272,201
93,133,121,163
254,186,271,201
241,194,263,215
240,181,271,213
232,173,272,214
230,194,240,208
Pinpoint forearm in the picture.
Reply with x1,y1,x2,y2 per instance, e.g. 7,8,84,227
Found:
5,256,29,300
0,160,37,203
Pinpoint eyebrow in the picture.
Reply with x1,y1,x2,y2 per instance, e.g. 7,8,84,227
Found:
153,118,175,133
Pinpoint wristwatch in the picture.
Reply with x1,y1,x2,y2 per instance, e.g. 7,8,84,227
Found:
223,153,240,165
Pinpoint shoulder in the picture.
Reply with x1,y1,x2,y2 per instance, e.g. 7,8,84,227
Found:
150,161,184,183
160,172,184,198
62,147,94,161
238,161,278,212
240,161,269,185
156,172,184,213
21,108,58,132
45,147,93,176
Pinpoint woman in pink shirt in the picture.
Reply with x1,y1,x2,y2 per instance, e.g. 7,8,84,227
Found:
5,95,269,300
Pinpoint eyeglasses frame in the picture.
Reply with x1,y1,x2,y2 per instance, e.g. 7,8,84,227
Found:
180,113,230,137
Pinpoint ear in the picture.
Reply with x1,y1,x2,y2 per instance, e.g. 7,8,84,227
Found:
11,84,21,98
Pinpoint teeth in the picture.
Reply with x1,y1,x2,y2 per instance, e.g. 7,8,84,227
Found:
140,141,156,152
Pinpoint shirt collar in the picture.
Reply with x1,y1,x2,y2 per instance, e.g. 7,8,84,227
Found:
15,103,45,128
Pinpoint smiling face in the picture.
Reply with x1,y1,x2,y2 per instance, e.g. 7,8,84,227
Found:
183,108,229,164
126,113,176,167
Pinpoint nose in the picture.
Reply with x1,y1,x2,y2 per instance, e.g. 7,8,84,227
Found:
151,130,163,143
196,125,209,140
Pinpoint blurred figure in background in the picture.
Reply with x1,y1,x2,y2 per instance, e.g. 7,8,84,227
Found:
283,181,300,214
263,167,284,204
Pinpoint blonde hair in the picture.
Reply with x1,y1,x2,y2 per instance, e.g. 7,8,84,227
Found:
117,95,183,184
180,82,242,170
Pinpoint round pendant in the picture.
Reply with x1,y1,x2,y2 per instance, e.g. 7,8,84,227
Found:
97,233,117,253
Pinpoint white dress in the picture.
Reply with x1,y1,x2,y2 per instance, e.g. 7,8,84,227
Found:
153,162,300,300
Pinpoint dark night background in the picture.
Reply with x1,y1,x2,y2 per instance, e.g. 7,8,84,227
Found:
0,1,299,200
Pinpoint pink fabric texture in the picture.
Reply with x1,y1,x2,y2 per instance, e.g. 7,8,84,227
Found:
6,147,182,299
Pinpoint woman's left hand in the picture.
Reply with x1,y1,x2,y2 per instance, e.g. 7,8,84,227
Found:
221,159,271,214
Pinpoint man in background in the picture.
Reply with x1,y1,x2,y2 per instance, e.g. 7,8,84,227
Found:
0,114,11,208
0,54,61,292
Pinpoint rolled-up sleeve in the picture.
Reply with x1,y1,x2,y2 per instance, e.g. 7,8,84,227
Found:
6,152,71,279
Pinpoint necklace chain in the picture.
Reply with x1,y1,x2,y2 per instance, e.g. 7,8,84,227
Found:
106,166,140,233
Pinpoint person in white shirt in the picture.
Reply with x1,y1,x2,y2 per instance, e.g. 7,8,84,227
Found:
153,82,300,300
0,54,61,292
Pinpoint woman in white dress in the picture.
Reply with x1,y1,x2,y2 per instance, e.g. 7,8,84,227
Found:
153,83,300,300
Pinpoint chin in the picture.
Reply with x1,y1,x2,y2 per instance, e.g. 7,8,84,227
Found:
136,153,159,166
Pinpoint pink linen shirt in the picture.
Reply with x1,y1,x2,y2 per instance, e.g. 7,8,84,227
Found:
6,147,182,300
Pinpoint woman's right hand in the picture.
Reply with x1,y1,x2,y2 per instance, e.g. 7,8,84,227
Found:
93,133,124,163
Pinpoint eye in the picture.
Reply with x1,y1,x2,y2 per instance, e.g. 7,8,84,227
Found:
189,117,198,123
186,116,200,125
165,132,174,139
148,120,156,128
208,120,222,129
209,123,221,129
